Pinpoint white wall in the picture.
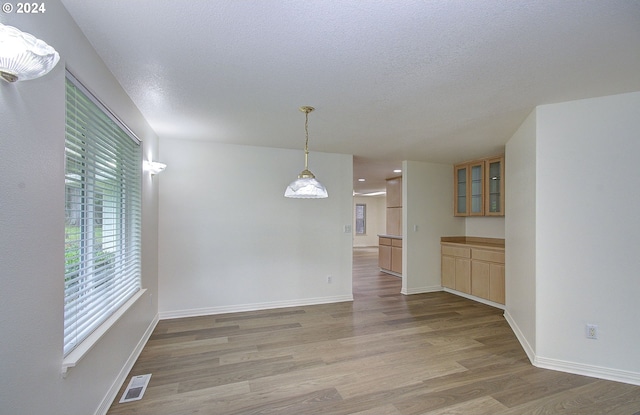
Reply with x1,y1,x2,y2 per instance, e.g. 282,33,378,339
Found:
535,92,640,382
353,195,386,247
465,216,505,238
506,92,640,384
158,139,353,317
0,2,160,414
504,109,538,360
403,160,464,294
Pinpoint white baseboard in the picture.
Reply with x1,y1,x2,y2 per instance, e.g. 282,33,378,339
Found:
504,310,640,386
95,313,159,415
158,295,354,320
401,285,443,295
534,356,640,386
443,287,506,310
503,310,535,364
380,268,402,278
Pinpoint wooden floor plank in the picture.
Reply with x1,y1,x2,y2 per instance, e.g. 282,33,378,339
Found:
420,395,509,415
107,247,640,415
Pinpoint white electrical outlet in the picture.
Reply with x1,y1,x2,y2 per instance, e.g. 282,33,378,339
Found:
586,324,598,339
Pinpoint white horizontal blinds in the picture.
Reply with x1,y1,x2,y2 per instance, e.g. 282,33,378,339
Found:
64,73,142,356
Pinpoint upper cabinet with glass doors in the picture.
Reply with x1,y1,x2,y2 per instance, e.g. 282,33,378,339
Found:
484,156,505,216
454,164,468,215
469,161,485,216
454,155,504,217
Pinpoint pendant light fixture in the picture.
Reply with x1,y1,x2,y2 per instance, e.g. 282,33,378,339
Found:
284,106,328,198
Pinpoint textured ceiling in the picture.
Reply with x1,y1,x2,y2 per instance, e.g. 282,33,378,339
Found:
60,0,640,194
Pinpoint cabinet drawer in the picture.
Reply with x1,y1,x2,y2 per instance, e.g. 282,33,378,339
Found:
442,245,471,258
472,249,504,263
379,237,392,246
391,238,402,248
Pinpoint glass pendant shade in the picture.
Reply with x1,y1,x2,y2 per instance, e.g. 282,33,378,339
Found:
285,169,328,198
0,23,60,83
284,106,328,199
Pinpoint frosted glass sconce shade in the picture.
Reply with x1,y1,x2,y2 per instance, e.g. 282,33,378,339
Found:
143,161,167,175
0,23,60,82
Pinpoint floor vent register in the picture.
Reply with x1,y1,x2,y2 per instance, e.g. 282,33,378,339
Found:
119,374,152,403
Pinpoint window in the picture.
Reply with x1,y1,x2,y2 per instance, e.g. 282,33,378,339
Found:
64,72,142,356
355,203,366,235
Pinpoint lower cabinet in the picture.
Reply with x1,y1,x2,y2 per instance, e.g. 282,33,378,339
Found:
455,258,471,294
379,242,391,270
441,239,505,305
471,261,505,304
441,246,471,294
391,239,402,274
441,255,455,289
379,236,402,276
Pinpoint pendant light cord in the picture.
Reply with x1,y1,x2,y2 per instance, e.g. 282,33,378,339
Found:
298,106,314,175
304,110,310,170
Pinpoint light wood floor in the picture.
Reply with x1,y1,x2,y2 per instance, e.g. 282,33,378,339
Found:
108,248,640,414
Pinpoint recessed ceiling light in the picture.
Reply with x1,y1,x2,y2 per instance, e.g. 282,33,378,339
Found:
393,169,402,173
358,178,366,182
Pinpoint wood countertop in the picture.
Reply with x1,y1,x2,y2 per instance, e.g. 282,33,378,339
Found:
378,234,403,239
441,236,504,249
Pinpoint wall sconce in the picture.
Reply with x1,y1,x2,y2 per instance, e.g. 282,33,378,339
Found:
0,23,60,83
143,161,167,175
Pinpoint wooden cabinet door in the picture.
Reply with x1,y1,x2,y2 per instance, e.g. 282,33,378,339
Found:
485,156,505,216
391,246,402,274
455,258,471,294
470,261,505,304
471,261,490,299
441,255,455,288
379,244,391,270
386,177,402,208
454,165,468,216
386,207,402,236
469,161,485,216
489,263,505,304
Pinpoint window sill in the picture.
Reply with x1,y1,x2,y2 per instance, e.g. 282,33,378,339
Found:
61,288,147,376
